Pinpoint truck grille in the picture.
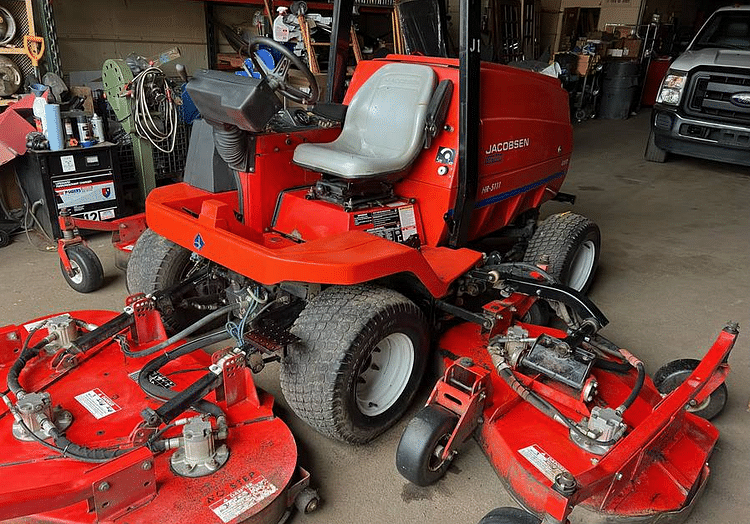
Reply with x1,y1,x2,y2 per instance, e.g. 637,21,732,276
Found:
687,72,750,124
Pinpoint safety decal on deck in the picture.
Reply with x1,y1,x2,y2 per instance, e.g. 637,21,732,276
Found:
74,389,121,420
209,476,278,523
518,444,568,483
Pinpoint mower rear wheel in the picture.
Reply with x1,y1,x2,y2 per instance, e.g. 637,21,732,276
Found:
60,244,104,293
653,358,728,420
523,212,600,293
281,285,429,444
0,229,10,248
126,228,215,334
396,405,458,486
477,507,541,524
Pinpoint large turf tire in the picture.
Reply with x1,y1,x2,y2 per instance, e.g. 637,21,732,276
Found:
645,129,668,163
281,285,429,444
523,212,600,294
653,358,728,420
478,508,541,524
60,244,104,293
396,405,458,486
126,228,204,333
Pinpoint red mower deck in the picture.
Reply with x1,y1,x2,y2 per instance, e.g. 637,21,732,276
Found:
0,309,316,524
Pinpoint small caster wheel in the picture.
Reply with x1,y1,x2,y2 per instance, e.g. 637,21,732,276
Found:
60,244,104,293
396,405,458,486
0,229,10,248
478,507,541,524
653,358,728,420
294,487,319,514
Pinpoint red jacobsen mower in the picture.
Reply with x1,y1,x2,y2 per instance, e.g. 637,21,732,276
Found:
0,0,736,523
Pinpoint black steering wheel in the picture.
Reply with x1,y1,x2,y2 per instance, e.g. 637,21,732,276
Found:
247,36,319,106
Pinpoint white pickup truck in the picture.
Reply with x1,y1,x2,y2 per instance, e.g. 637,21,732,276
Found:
646,5,750,165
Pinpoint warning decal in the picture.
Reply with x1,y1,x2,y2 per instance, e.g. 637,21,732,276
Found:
518,444,568,483
397,205,418,241
74,389,121,419
209,476,278,523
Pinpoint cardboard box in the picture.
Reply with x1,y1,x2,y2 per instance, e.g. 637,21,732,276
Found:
621,38,642,58
576,54,590,76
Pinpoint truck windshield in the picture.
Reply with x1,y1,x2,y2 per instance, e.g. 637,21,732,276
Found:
692,11,750,50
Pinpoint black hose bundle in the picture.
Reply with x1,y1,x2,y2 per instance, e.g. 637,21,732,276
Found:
138,328,231,420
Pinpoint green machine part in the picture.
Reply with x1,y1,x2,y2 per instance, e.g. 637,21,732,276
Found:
102,59,156,203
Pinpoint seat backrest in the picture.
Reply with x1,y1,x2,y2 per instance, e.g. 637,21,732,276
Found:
340,62,436,163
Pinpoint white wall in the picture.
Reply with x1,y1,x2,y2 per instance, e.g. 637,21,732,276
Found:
541,0,644,52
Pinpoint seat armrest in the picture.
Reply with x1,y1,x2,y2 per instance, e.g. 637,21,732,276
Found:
424,79,453,149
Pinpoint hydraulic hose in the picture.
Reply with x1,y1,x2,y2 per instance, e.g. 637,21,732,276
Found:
123,302,240,358
50,428,129,463
593,358,632,374
7,329,54,396
492,355,620,447
616,349,645,414
138,328,232,419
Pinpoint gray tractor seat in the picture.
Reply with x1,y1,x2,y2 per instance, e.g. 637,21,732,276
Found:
293,62,437,180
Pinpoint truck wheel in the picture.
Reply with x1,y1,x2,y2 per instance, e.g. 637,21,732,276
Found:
645,129,667,163
478,507,541,524
396,405,458,486
653,358,728,420
523,212,600,293
60,244,104,293
281,285,429,444
126,228,217,334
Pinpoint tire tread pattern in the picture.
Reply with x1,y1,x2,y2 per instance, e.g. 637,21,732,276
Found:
523,212,600,293
61,244,104,293
125,228,193,332
281,284,427,444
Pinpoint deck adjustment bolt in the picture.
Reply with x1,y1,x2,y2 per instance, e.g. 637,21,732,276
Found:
459,357,474,367
554,472,577,495
98,482,110,492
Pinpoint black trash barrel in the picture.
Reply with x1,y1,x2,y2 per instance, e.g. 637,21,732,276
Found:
599,61,640,119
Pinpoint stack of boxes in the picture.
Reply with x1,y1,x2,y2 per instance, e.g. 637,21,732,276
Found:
562,26,643,76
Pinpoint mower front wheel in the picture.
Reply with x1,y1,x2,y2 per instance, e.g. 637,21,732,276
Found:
281,285,429,444
477,507,541,524
653,358,728,420
523,212,600,293
60,244,104,293
396,405,458,486
126,228,219,334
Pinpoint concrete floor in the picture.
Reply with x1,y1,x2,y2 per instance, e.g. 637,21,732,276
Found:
1,110,749,523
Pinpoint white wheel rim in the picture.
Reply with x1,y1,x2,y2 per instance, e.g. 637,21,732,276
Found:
356,333,415,417
567,240,596,291
69,260,84,285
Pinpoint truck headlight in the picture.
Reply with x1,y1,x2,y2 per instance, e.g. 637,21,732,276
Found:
657,72,687,106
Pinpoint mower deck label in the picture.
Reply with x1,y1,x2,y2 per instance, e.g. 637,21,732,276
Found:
209,476,278,523
518,444,568,483
74,389,121,419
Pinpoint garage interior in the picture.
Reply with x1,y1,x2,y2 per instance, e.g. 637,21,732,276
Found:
0,0,748,523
